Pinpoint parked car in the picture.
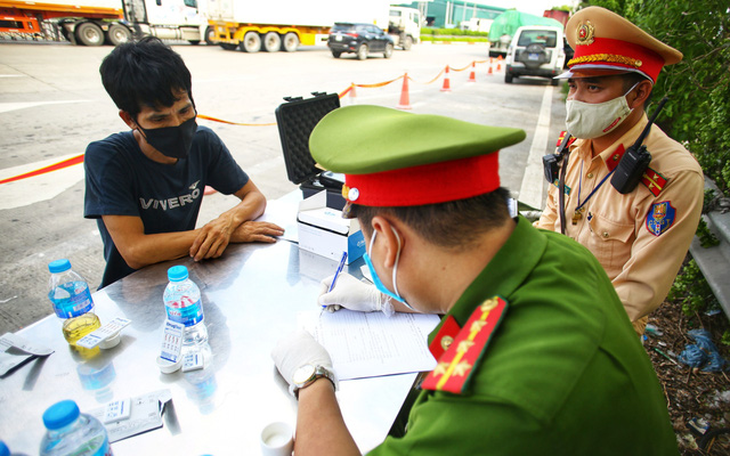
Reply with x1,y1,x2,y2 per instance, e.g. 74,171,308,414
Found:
327,23,394,60
504,25,566,85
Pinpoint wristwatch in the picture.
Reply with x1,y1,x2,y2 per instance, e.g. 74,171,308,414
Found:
290,364,337,399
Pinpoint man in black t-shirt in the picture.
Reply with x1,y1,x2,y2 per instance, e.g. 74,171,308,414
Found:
84,37,283,288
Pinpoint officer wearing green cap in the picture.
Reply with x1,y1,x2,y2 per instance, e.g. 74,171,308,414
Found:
271,105,678,455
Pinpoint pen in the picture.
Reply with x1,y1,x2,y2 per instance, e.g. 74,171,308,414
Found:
325,251,348,301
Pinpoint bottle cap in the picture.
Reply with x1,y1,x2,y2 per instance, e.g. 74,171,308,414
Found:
157,355,182,374
0,440,10,456
42,400,80,430
167,265,189,282
48,259,72,274
99,331,122,349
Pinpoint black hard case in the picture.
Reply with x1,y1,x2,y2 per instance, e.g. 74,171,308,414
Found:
275,93,346,209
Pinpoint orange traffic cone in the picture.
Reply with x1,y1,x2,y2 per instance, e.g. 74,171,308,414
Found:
440,66,452,92
496,55,503,71
468,61,477,82
397,73,412,110
487,57,493,76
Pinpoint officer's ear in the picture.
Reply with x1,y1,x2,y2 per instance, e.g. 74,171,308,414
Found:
629,79,653,109
370,215,404,269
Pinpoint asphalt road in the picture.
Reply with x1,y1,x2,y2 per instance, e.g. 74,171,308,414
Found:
0,41,566,334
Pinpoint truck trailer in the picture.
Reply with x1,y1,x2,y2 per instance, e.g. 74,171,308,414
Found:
208,0,417,53
0,0,209,45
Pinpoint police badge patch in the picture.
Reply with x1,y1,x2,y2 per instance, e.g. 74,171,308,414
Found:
646,201,676,236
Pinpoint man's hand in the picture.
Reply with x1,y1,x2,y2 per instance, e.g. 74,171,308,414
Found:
189,213,237,261
271,330,334,388
231,220,284,243
319,273,392,315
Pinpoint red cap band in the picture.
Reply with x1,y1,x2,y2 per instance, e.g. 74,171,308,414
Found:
569,37,665,82
345,153,500,207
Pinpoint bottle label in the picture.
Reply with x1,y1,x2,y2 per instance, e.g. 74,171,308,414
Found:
48,282,94,318
165,298,204,327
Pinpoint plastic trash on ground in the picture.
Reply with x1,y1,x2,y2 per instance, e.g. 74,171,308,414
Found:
678,329,728,372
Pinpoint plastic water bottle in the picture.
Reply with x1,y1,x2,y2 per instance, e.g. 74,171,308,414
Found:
48,259,101,347
163,265,208,347
39,400,112,456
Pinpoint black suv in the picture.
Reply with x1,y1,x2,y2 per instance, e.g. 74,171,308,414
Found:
327,23,394,60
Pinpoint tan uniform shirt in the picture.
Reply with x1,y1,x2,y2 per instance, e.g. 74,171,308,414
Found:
535,114,704,333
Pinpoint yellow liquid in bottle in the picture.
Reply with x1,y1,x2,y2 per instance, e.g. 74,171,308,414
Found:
62,312,101,345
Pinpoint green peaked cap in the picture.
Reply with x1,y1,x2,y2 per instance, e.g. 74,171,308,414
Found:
309,105,526,174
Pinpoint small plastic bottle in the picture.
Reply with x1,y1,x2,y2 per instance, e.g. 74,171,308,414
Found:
47,259,101,347
163,265,208,347
0,441,10,456
39,400,112,456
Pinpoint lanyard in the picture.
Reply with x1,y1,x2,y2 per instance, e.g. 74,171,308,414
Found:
575,161,616,214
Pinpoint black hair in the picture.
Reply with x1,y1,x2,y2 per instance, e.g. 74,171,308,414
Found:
99,36,193,120
352,187,512,251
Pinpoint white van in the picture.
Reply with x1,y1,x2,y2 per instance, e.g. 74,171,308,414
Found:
504,25,566,85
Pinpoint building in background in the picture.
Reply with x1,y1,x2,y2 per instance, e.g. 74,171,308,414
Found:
395,0,505,28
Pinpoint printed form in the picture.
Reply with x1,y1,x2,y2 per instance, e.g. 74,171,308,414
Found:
300,310,440,380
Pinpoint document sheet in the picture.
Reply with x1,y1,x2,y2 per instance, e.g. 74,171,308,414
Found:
300,310,440,380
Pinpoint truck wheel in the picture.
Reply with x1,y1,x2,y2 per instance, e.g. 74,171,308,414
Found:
75,22,104,46
402,36,413,51
505,72,513,83
331,50,342,58
240,31,261,53
551,78,559,86
356,43,368,60
281,32,299,52
263,32,281,52
105,24,130,46
220,43,238,51
205,26,215,45
384,43,393,59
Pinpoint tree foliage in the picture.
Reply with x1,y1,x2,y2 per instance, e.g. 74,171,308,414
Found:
580,0,730,193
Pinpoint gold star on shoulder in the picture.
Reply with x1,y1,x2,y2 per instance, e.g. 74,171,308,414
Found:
457,340,475,354
480,298,498,312
452,361,473,377
470,320,487,333
432,362,449,377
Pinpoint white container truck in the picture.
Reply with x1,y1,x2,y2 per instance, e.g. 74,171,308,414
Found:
0,0,209,45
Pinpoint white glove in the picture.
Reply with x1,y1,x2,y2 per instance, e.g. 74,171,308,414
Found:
318,273,394,316
271,330,334,388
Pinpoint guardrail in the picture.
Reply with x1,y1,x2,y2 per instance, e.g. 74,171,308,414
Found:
689,177,730,319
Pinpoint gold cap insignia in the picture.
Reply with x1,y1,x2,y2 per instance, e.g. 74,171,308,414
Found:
576,21,595,46
441,335,454,351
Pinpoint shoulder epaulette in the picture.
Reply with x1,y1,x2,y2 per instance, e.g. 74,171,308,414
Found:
422,296,508,394
555,131,576,152
641,167,668,197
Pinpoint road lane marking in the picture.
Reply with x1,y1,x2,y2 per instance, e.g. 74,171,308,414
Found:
0,100,91,114
519,85,553,210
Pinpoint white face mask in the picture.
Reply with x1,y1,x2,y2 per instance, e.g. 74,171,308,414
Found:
565,82,640,139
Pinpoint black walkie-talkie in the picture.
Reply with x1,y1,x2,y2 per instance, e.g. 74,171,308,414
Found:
610,97,668,194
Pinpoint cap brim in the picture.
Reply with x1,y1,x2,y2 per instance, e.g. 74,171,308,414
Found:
555,67,633,80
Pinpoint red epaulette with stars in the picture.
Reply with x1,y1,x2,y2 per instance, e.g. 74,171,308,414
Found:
422,296,508,395
555,131,576,152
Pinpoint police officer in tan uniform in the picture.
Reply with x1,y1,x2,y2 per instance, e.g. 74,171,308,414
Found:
535,7,704,334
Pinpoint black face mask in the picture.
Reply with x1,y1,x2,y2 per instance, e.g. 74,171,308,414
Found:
137,117,198,159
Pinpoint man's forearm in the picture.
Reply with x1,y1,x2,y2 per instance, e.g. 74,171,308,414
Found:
295,379,361,456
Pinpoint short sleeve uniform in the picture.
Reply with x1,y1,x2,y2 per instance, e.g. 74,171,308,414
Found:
84,126,249,288
535,115,704,332
368,217,678,455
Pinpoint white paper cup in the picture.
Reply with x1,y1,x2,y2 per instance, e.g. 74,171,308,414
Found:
260,422,293,456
